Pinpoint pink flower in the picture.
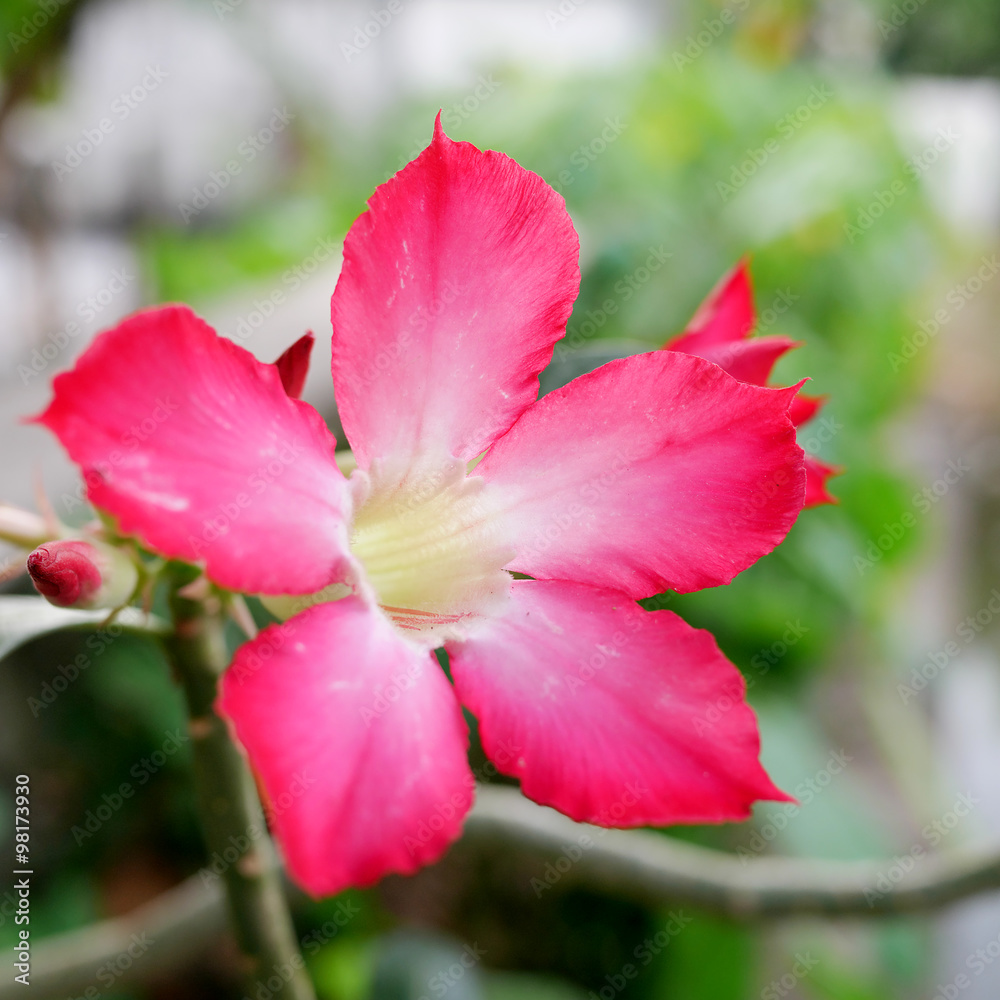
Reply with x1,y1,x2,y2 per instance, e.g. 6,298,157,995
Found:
35,117,808,897
664,260,840,506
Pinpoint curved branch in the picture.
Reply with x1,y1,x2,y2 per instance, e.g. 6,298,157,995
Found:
466,786,1000,918
2,876,225,1000
12,785,1000,999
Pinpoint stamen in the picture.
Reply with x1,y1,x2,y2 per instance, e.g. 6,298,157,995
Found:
350,465,513,637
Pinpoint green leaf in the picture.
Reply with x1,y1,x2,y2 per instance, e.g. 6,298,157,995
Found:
0,597,167,661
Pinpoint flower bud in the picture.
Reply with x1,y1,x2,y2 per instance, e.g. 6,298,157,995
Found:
27,539,138,610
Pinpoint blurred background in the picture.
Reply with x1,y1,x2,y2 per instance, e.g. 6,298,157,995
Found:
2,0,1000,997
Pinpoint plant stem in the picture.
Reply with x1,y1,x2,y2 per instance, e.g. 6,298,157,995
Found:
164,568,316,1000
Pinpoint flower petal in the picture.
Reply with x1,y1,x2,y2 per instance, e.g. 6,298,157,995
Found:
273,332,315,399
449,580,791,826
35,305,351,595
219,598,473,897
804,454,841,508
667,265,839,507
331,115,580,486
789,392,825,427
669,335,800,387
477,351,805,597
667,259,755,351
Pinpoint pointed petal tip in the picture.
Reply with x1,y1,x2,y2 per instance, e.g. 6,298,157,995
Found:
682,258,757,345
451,581,797,829
803,455,842,507
789,391,827,427
273,331,315,399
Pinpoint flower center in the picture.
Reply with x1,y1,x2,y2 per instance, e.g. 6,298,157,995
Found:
350,461,514,640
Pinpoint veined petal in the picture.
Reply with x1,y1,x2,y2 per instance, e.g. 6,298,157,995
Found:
449,580,791,826
667,258,755,351
477,351,805,597
331,115,580,487
219,599,473,897
35,305,351,595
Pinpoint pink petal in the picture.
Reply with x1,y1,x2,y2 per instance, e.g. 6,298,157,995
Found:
35,305,351,595
804,454,841,508
668,265,839,507
331,115,580,485
667,258,755,351
669,335,800,387
449,580,791,826
789,392,825,427
219,598,473,897
273,332,315,399
477,351,805,597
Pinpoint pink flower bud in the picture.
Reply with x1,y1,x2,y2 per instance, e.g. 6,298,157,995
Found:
26,539,138,610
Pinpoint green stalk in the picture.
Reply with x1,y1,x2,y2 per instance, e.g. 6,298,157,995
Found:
164,567,316,1000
